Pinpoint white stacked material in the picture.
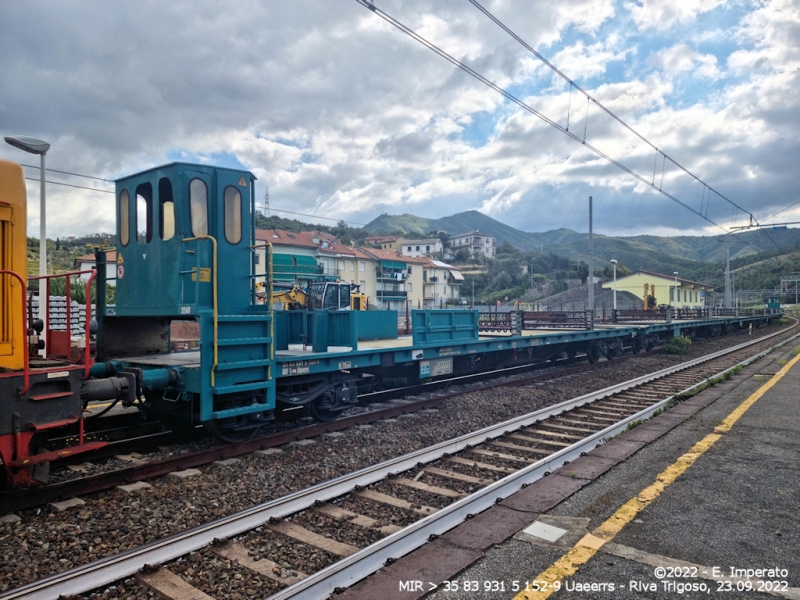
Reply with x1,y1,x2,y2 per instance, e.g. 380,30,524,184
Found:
29,296,96,332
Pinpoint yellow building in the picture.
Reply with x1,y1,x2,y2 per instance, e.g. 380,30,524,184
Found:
602,270,713,308
364,236,404,252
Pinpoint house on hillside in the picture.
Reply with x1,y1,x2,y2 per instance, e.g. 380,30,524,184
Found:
74,250,117,286
360,248,427,310
421,259,463,307
602,270,713,308
364,236,403,251
400,238,442,257
448,230,496,259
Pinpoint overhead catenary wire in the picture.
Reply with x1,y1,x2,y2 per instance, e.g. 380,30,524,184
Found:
466,0,783,252
22,177,365,226
355,0,764,254
761,199,800,223
24,177,114,194
264,208,367,226
20,163,115,183
466,0,766,234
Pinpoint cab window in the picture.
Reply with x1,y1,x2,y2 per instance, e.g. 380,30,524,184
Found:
135,182,153,243
324,284,339,309
189,178,208,236
119,190,130,246
159,178,175,240
223,186,242,244
310,283,325,309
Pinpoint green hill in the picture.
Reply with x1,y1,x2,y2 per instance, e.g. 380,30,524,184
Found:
364,211,800,274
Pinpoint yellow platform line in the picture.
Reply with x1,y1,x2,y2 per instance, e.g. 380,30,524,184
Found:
515,350,800,600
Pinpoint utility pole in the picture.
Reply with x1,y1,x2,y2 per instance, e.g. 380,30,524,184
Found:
529,262,533,304
724,248,731,308
588,196,594,328
792,272,800,306
610,259,618,310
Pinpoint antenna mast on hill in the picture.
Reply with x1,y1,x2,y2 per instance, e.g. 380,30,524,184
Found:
264,186,270,217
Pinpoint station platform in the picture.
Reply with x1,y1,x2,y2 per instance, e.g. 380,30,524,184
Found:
340,339,800,599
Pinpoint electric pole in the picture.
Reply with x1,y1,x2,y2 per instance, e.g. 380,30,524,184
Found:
724,248,731,308
588,196,594,328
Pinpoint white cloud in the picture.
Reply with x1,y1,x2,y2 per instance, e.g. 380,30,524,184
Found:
625,0,727,31
649,44,721,79
546,38,633,83
0,0,798,239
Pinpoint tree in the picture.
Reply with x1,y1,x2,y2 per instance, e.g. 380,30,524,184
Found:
492,271,513,289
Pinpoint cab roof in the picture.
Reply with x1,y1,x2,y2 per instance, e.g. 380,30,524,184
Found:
115,161,257,182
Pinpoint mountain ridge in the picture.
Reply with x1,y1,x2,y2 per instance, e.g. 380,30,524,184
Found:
365,210,800,274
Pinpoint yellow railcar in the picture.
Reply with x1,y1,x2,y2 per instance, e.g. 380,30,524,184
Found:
0,159,28,371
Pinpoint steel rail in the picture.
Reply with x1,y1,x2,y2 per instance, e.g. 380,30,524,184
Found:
275,329,798,600
0,357,622,513
4,323,797,600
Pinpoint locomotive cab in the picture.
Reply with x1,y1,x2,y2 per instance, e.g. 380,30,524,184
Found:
105,163,276,441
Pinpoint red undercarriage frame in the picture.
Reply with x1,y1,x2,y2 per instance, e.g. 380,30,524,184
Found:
0,268,107,485
0,414,107,485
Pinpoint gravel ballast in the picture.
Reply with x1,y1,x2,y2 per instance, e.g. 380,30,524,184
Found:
1,322,796,594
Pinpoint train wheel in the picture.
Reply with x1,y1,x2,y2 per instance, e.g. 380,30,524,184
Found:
587,344,602,364
643,337,652,352
306,391,342,422
207,411,274,443
606,348,617,361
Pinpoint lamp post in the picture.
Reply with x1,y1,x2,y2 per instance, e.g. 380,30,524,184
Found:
610,259,618,310
673,271,679,307
5,135,51,343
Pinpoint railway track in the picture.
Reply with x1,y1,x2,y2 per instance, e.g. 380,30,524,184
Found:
0,355,633,514
11,325,768,513
5,319,797,600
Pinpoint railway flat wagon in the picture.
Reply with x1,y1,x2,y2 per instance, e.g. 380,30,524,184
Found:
0,159,784,484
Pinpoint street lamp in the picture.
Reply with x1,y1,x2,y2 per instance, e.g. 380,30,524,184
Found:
5,135,51,342
673,271,679,307
610,259,618,310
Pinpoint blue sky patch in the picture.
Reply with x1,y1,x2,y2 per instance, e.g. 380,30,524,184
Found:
460,110,498,147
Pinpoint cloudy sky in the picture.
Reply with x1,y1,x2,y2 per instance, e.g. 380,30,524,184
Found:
1,0,798,239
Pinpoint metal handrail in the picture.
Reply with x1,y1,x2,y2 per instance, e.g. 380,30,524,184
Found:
183,236,219,386
0,270,29,394
83,270,96,380
29,269,96,360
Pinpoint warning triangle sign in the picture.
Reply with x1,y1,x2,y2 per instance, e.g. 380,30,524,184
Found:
238,176,247,187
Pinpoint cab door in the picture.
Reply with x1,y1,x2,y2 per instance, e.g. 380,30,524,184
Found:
212,169,252,312
179,170,214,309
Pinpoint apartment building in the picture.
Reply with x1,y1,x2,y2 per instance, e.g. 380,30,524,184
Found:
400,238,443,257
253,229,462,310
421,259,463,307
448,230,496,258
364,235,403,252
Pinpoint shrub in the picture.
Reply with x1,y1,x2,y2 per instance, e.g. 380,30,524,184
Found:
663,334,692,355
